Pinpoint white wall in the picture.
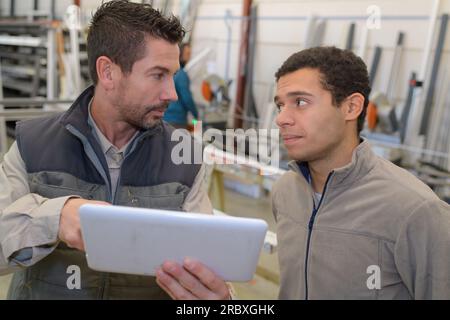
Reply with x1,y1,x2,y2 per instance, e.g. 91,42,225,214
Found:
191,0,450,122
2,0,450,122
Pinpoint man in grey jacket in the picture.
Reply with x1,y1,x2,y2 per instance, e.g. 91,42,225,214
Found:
272,46,450,299
0,0,230,300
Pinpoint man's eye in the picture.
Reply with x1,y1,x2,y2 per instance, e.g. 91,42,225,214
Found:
276,104,283,112
151,74,164,80
296,98,307,107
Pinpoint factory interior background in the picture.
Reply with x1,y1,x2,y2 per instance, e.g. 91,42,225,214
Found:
1,0,450,300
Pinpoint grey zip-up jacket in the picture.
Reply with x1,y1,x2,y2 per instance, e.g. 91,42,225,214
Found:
272,140,450,299
0,86,212,299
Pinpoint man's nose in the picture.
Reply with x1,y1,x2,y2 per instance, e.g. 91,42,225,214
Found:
161,79,178,102
276,106,295,128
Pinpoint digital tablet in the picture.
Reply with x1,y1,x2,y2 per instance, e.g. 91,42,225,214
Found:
78,204,268,282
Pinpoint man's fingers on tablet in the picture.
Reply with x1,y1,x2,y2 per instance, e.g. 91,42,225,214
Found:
161,261,183,277
160,261,211,298
156,268,196,300
77,230,85,251
156,275,176,300
177,267,212,299
183,258,230,299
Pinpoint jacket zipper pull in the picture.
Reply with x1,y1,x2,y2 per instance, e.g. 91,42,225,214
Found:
308,209,317,230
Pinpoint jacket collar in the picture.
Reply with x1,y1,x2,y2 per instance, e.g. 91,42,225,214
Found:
288,138,377,189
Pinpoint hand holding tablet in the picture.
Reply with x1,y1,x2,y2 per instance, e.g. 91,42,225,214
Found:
79,204,268,282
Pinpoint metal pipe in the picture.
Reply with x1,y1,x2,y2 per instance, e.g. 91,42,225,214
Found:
184,47,212,72
0,109,62,121
403,0,441,151
345,22,356,51
425,63,450,164
303,14,317,49
357,24,369,60
369,46,382,87
50,0,56,20
400,72,417,143
0,59,7,157
10,0,15,17
420,13,449,135
46,28,56,99
386,32,405,101
419,0,441,81
224,9,233,82
233,0,252,128
0,99,73,106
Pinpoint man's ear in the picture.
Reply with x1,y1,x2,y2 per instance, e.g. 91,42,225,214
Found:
342,93,365,121
96,56,117,90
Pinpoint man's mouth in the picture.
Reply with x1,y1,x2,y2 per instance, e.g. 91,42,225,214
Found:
147,105,168,118
281,134,303,145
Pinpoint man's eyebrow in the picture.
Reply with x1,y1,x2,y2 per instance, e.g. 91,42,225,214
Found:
144,66,170,73
274,91,314,104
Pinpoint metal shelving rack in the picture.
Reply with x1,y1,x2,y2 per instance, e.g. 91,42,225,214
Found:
0,18,58,157
0,20,57,99
0,1,89,159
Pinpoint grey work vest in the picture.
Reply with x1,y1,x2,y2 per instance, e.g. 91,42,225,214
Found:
8,86,201,299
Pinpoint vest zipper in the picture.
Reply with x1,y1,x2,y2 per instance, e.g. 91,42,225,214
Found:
66,125,113,299
304,171,333,300
101,138,143,299
98,154,134,299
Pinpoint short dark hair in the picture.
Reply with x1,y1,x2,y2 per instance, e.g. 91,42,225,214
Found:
87,0,185,85
275,46,371,134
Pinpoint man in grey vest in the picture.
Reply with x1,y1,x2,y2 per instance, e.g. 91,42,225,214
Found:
0,0,230,300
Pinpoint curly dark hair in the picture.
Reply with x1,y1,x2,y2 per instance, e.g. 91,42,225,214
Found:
275,46,371,134
87,0,185,85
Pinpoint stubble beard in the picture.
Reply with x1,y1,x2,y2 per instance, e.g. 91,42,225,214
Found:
117,101,169,130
